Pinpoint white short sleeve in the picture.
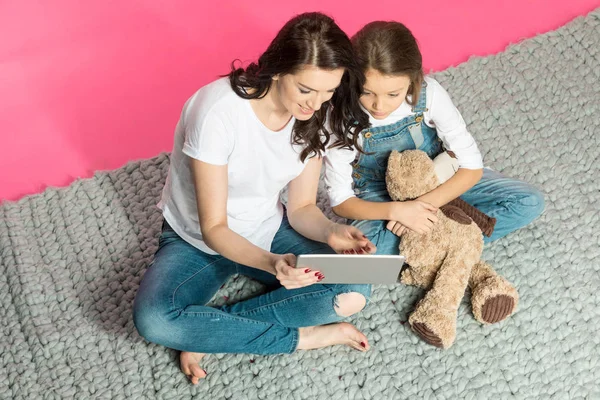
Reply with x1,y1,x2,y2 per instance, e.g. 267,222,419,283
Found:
182,111,234,165
324,145,357,207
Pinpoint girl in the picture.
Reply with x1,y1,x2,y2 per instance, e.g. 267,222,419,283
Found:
325,21,544,255
133,13,376,385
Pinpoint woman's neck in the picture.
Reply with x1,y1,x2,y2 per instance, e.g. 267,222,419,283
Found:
250,82,293,131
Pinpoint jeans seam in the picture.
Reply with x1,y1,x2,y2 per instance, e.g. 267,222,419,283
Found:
371,119,415,135
171,256,225,309
229,287,333,318
179,309,275,326
289,329,299,354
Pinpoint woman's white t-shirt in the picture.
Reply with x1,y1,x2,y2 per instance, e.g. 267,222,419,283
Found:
158,77,308,255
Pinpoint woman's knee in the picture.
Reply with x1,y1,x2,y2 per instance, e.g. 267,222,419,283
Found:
133,293,171,345
333,284,371,317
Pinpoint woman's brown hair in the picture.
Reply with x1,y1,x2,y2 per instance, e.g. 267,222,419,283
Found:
228,12,369,161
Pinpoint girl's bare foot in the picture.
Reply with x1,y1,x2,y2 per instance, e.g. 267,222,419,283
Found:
180,352,207,385
297,322,370,352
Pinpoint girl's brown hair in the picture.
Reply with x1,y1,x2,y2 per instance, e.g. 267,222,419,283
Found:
352,21,424,107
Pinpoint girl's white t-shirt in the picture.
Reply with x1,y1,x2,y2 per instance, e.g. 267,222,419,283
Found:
158,77,308,255
324,76,484,207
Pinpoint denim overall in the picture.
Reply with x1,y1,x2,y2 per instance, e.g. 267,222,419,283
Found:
349,81,545,251
350,82,443,254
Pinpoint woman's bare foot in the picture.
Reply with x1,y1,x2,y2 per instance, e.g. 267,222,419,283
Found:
297,322,370,352
180,352,207,385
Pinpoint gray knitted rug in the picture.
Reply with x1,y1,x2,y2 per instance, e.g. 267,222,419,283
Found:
2,9,599,399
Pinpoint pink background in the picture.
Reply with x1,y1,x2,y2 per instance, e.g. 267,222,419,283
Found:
1,0,599,202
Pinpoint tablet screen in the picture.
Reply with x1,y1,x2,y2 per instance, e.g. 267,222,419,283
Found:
296,254,405,284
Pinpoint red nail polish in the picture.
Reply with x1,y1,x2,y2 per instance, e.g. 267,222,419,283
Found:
203,369,208,375
314,272,319,276
360,342,366,348
305,269,311,273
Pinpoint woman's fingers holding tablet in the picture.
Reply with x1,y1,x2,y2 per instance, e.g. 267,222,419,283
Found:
274,253,323,288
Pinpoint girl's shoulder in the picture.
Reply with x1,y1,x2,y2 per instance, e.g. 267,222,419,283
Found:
423,76,445,94
422,76,455,110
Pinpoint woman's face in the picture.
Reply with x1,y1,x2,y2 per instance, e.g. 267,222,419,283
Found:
359,69,411,120
274,65,345,121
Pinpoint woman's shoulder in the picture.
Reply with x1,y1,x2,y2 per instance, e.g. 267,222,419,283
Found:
184,77,245,121
193,77,241,108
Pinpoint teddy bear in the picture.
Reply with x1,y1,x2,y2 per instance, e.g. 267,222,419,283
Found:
386,149,519,348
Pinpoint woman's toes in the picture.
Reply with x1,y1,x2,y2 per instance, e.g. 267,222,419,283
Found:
339,322,369,351
189,364,207,385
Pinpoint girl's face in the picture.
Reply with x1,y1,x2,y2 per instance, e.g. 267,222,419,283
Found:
274,65,344,121
360,69,411,120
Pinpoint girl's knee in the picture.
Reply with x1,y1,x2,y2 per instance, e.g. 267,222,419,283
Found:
333,284,371,317
517,188,545,222
528,189,545,217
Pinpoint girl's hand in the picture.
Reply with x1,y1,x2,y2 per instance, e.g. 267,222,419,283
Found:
272,253,323,289
326,223,377,254
389,201,439,234
386,221,407,237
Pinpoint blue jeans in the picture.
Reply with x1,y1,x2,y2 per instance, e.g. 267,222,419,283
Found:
133,215,371,355
352,168,545,255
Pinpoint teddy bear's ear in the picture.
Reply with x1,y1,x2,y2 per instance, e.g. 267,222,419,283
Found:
388,150,402,164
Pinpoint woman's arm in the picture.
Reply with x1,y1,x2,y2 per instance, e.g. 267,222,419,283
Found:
190,158,277,272
286,157,375,253
191,158,328,289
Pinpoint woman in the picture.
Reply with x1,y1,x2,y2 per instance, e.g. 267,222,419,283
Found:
133,12,376,385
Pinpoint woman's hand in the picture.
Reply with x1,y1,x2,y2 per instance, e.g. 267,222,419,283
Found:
389,201,439,234
325,223,377,254
272,253,323,289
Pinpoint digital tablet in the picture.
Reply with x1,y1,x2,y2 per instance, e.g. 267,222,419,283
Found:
296,254,405,284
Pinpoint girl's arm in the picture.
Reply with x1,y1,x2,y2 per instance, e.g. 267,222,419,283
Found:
333,197,438,235
417,167,482,208
286,157,376,253
324,147,438,235
419,78,485,207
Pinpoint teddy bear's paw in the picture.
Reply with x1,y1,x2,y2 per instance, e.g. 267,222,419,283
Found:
471,276,519,324
481,295,515,324
400,268,416,285
409,306,457,349
411,322,444,348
